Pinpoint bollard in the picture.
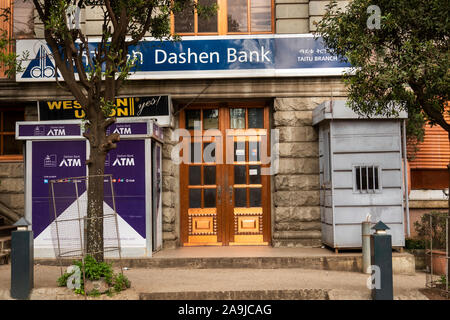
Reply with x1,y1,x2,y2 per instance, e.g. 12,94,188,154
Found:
10,218,34,300
370,221,393,300
362,221,371,274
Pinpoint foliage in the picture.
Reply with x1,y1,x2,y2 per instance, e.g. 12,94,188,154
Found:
113,272,131,292
315,0,450,138
414,212,448,250
57,269,74,287
405,238,426,250
0,8,29,78
57,254,131,296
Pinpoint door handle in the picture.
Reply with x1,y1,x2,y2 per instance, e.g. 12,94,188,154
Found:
229,186,233,205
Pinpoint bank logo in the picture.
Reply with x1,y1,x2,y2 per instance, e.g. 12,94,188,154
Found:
22,45,56,79
59,157,82,167
34,126,45,136
44,154,57,168
112,155,135,167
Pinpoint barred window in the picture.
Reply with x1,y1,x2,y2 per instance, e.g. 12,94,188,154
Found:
354,165,380,192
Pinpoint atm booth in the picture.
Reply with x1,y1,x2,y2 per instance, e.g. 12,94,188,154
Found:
16,118,164,258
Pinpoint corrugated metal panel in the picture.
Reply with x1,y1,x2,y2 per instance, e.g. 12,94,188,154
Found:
0,0,13,79
408,110,450,169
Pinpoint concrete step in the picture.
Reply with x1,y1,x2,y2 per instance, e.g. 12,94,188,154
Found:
139,289,330,300
35,252,415,275
139,289,428,300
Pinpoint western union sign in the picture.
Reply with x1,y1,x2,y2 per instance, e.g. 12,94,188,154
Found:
38,96,172,126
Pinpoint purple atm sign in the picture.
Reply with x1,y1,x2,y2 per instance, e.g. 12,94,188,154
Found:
17,123,82,139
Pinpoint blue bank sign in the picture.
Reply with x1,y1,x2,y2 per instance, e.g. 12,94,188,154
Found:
16,34,351,82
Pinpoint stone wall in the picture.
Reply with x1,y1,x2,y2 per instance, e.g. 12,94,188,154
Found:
275,0,350,34
161,124,180,249
0,162,25,216
0,105,37,218
272,97,330,247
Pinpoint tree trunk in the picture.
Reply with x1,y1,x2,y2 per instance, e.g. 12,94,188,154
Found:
86,146,106,262
85,105,108,263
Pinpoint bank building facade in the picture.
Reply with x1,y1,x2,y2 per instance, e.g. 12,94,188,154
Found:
0,1,414,257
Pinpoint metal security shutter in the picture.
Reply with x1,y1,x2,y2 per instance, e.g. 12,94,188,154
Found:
408,111,450,169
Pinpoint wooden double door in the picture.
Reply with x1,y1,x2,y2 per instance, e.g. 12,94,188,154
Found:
180,103,271,246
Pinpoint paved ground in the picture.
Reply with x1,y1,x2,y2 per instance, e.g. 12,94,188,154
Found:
0,263,429,300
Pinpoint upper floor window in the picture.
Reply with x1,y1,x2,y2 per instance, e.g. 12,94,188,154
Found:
0,107,24,160
172,0,274,35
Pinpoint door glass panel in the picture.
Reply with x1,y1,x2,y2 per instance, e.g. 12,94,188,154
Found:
227,0,248,32
204,188,216,207
234,165,246,184
249,188,261,207
190,142,202,163
249,141,260,162
249,165,261,184
251,0,272,32
248,108,264,128
189,166,202,185
230,108,246,129
234,188,247,207
203,109,219,130
198,0,218,33
185,110,201,130
203,142,216,162
204,166,216,185
189,189,202,208
234,141,246,162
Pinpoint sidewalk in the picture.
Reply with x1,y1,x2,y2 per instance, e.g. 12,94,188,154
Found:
0,263,429,300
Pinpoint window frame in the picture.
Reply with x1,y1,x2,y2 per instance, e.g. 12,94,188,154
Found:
171,0,275,36
352,164,382,194
0,107,25,162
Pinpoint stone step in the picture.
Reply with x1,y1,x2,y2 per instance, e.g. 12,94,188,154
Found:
139,289,330,300
35,252,415,275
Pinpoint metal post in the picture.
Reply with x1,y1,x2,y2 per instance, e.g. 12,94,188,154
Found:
370,221,393,300
110,174,123,274
51,181,62,273
10,218,34,300
402,120,410,237
362,221,371,274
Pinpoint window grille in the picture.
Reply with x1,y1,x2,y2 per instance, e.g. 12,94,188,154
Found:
354,165,380,192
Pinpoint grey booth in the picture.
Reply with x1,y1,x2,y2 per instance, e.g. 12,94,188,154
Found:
312,100,408,250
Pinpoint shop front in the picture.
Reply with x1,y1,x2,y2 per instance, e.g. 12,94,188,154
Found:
15,34,351,251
